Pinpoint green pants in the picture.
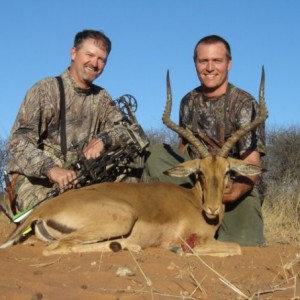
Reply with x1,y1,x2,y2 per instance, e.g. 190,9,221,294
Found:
13,175,54,212
145,143,265,246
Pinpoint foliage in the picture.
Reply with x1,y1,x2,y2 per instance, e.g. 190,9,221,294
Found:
264,125,300,184
145,127,179,147
0,138,9,194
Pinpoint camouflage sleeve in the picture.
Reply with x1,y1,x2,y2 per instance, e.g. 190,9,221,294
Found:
179,93,193,129
236,99,266,156
8,79,60,178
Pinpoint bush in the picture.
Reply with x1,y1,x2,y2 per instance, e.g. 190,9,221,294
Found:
145,127,179,147
262,126,300,245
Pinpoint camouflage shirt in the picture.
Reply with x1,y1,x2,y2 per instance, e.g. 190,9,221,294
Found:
8,70,131,178
179,83,266,158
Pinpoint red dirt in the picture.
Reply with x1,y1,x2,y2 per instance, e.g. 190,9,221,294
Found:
0,213,299,300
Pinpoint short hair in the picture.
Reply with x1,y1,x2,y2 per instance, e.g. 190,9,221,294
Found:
193,35,231,62
73,29,112,54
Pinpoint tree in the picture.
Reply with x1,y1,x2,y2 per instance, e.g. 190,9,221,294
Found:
145,127,179,147
264,125,300,187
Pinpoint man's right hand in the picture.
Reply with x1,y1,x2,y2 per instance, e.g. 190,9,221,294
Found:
47,166,78,192
83,138,105,159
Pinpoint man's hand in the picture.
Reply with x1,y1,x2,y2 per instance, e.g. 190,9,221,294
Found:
222,150,261,203
83,138,105,159
47,166,78,192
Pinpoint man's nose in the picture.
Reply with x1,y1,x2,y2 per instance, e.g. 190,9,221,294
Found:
206,61,214,71
89,57,99,68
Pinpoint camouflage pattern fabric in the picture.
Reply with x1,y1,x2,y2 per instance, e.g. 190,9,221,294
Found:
179,83,265,158
8,70,133,211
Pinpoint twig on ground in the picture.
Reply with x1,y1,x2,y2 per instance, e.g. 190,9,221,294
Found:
128,249,154,300
97,250,104,272
30,256,62,268
128,250,152,287
189,271,207,297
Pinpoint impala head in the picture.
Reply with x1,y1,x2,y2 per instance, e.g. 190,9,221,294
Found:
163,68,268,219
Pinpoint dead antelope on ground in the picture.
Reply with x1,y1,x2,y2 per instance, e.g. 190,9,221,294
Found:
0,69,268,257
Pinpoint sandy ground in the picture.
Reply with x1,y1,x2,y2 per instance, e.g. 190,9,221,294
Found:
0,212,299,300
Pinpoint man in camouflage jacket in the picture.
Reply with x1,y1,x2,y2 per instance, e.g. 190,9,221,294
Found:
146,35,266,246
8,29,133,211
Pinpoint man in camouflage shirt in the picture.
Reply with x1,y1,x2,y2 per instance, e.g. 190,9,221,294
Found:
8,29,133,212
146,35,265,246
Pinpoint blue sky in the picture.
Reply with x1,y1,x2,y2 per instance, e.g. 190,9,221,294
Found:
0,0,299,139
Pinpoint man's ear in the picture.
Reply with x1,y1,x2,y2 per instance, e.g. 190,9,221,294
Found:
228,57,232,71
70,47,77,61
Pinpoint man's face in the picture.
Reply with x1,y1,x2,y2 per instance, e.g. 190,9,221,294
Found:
70,38,108,88
194,42,232,96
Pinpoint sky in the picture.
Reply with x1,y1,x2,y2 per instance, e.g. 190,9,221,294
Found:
0,0,299,139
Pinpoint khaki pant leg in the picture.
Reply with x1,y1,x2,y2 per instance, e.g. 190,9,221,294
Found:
145,143,194,187
216,190,265,246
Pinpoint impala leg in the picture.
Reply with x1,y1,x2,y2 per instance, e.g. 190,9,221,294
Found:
43,237,141,256
69,239,142,254
42,212,137,256
189,239,242,257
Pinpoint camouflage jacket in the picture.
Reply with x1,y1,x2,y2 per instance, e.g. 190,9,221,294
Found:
8,70,131,178
179,83,266,159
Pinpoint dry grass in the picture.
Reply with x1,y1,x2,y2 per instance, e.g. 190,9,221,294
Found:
263,179,300,246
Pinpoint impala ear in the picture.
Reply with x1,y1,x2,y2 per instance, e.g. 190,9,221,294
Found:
164,159,200,178
164,165,197,178
230,164,264,176
228,157,266,176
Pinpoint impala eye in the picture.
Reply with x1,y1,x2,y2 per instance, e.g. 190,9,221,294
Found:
228,170,237,180
197,170,205,182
